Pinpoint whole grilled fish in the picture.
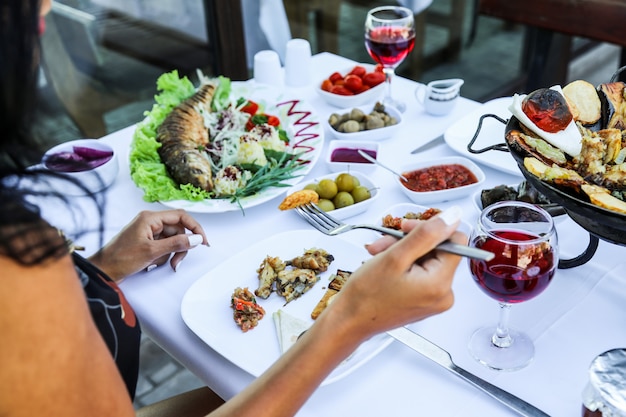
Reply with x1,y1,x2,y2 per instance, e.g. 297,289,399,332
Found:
156,83,216,191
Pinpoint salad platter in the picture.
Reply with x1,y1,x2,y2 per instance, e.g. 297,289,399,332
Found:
130,72,323,213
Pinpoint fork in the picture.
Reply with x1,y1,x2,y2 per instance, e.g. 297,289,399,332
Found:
295,203,494,261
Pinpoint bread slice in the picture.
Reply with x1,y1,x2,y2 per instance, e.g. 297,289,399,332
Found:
562,80,601,125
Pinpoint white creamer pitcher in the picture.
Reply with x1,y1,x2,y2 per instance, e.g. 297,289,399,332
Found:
415,78,464,116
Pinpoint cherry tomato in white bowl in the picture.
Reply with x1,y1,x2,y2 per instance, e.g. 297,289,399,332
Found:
316,64,386,108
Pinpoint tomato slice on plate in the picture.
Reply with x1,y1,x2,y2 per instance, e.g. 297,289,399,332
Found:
240,100,259,115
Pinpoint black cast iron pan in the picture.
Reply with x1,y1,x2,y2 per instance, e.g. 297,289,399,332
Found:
504,116,626,247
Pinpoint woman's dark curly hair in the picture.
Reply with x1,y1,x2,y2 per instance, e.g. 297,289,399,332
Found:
0,0,105,265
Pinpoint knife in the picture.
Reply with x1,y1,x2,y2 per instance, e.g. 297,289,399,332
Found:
410,134,446,154
386,327,550,417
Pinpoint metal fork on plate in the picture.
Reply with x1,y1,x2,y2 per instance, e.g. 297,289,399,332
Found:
294,203,494,261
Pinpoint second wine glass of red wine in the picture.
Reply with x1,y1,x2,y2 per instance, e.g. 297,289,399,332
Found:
364,6,415,113
468,200,558,371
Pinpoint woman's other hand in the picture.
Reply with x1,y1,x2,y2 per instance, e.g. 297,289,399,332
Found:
88,209,208,281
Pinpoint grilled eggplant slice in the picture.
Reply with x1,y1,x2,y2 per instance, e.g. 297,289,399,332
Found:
310,269,352,320
524,157,585,193
598,82,626,130
506,129,567,166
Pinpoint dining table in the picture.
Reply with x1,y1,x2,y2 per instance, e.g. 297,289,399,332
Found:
39,52,626,417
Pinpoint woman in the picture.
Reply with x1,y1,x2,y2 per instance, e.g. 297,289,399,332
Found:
0,0,212,406
0,0,465,416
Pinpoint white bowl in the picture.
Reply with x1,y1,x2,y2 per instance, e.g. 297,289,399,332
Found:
41,139,119,194
473,184,567,221
325,104,402,141
397,156,485,204
285,171,379,220
326,140,380,174
315,64,385,108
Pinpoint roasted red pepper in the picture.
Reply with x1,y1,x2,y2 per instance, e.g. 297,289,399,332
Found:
233,297,265,313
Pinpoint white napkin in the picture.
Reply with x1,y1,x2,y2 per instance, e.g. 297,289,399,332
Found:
259,0,291,62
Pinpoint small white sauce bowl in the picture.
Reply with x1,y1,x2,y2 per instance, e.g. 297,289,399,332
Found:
41,139,119,195
398,156,485,204
326,140,380,174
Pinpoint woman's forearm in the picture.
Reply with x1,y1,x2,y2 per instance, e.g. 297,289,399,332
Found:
209,296,366,417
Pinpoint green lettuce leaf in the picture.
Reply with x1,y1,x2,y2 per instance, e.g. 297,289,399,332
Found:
211,75,231,111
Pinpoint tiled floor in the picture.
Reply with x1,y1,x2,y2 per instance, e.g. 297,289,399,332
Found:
32,1,623,411
133,335,205,408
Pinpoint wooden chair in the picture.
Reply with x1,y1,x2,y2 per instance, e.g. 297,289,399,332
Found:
203,0,248,80
476,0,626,93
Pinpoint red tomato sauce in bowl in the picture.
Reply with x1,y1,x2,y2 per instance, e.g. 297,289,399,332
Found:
402,164,478,192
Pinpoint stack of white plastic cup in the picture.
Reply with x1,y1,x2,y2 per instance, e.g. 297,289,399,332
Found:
253,50,283,86
284,38,312,88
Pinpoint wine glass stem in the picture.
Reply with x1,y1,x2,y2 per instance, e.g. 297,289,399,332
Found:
383,67,395,102
492,303,513,348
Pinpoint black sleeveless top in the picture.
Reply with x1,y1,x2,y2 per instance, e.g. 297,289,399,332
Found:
73,253,141,399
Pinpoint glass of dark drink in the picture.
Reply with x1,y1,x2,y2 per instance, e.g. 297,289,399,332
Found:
364,6,415,112
468,201,558,371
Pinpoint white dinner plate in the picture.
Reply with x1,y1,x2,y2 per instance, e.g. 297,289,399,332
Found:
444,96,523,177
181,230,393,385
137,81,324,213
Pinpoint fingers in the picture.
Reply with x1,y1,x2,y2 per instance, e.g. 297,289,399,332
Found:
145,209,209,246
365,235,397,255
367,206,463,267
147,233,205,272
132,210,208,273
170,251,187,272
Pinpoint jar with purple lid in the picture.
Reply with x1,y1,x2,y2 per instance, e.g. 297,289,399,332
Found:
582,348,626,416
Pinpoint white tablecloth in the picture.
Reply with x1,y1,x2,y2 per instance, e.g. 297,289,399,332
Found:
40,53,626,417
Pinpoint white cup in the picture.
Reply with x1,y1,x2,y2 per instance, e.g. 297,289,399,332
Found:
253,50,283,86
284,38,312,88
415,78,464,116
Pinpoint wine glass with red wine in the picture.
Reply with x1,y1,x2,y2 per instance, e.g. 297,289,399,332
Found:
468,201,558,371
364,6,415,113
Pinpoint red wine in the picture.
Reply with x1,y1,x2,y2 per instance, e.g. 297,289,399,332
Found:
469,230,555,304
365,27,415,67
